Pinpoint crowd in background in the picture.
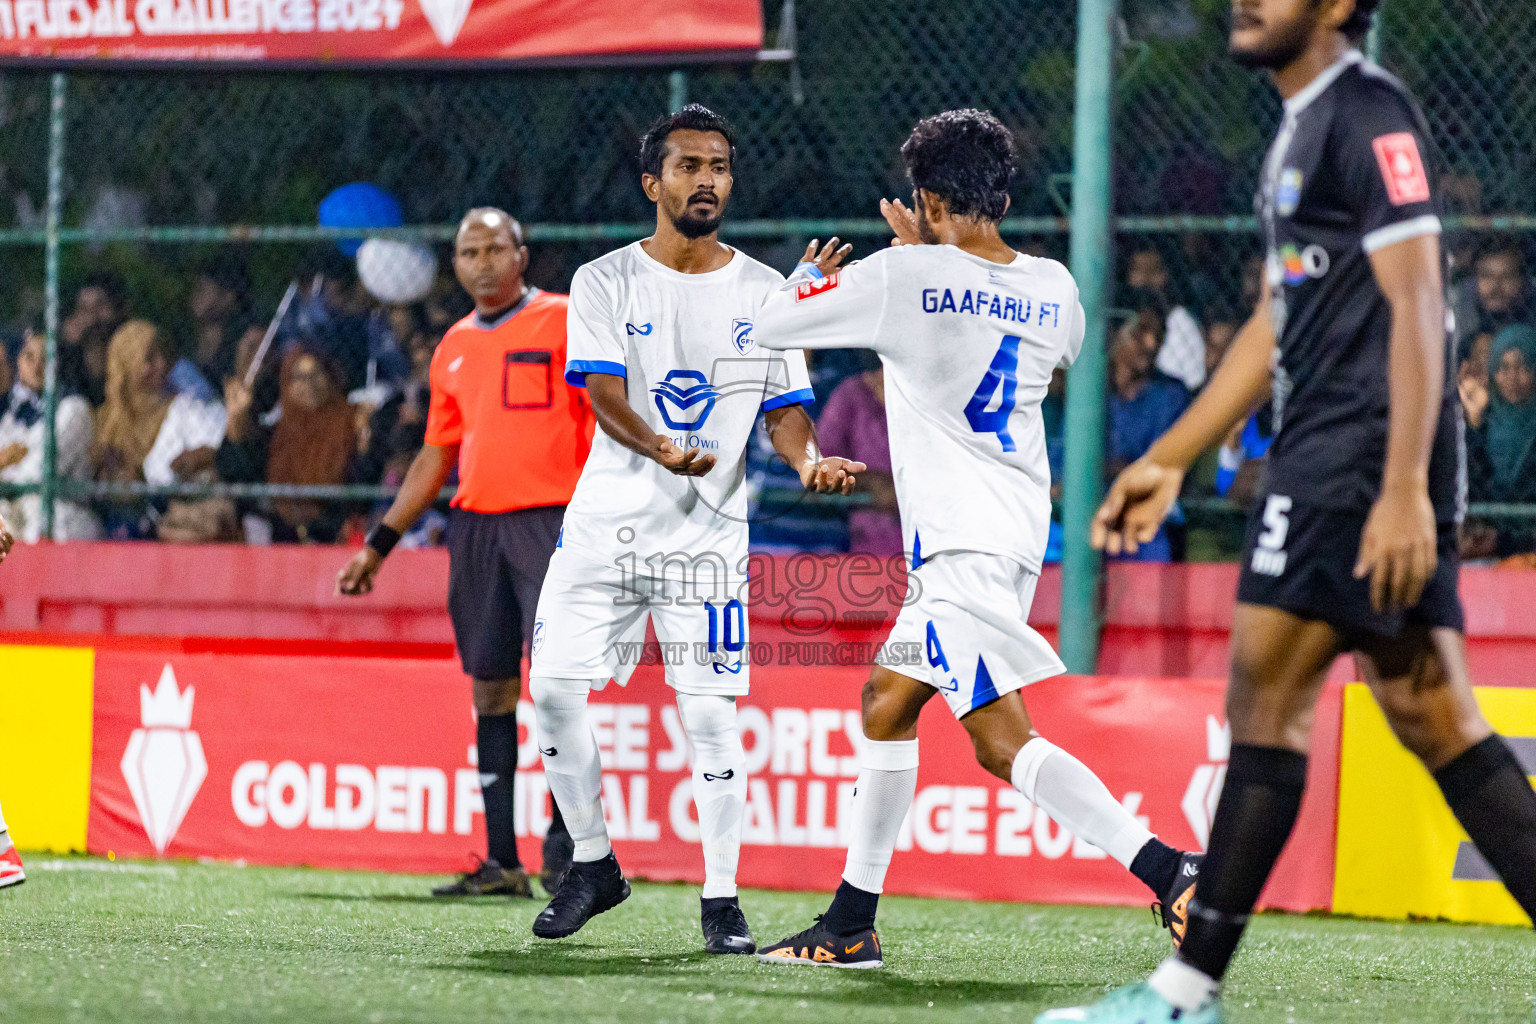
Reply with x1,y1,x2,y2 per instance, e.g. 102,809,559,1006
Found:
0,252,471,548
2,234,1534,564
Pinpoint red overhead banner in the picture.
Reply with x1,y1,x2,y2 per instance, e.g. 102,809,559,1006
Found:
0,0,762,67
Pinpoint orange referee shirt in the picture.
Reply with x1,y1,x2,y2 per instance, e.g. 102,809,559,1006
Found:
425,289,595,514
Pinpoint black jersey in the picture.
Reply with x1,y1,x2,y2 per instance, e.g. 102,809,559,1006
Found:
1258,51,1463,521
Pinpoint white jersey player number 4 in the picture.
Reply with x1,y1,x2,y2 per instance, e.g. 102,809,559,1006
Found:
756,216,1084,575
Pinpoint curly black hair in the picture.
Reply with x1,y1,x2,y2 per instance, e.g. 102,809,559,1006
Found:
899,108,1016,222
639,103,736,178
1342,0,1381,42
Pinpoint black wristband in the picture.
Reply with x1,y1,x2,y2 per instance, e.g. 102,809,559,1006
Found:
365,523,402,558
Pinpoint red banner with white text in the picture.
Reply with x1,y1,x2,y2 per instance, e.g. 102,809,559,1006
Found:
0,0,761,66
86,647,1339,910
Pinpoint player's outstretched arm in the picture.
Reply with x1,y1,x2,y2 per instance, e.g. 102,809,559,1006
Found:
1355,233,1444,612
335,442,458,596
585,372,715,477
799,236,853,275
763,403,866,495
1093,292,1277,555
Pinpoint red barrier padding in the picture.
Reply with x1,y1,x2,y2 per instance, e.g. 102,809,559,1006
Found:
5,542,1533,685
81,641,1338,912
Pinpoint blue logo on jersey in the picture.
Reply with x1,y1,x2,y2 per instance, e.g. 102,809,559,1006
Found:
626,322,653,336
731,318,755,354
651,370,720,430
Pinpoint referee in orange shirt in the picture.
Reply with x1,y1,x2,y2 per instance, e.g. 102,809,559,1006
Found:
337,208,592,898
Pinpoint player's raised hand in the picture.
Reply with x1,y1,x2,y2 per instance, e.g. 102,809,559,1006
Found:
802,456,867,496
1354,482,1437,613
335,546,384,596
0,511,13,564
879,198,923,247
801,237,853,277
1092,459,1184,556
653,434,716,477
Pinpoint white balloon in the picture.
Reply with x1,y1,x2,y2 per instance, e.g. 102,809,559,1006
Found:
356,238,438,304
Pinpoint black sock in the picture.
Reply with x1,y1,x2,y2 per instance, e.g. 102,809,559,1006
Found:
821,880,880,935
478,712,520,869
1435,735,1536,922
1129,838,1182,897
1179,744,1308,981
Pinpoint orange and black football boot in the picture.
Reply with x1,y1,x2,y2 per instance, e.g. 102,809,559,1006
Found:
1155,851,1203,948
755,915,882,969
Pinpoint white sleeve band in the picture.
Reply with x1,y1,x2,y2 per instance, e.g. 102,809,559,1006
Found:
1217,445,1245,473
1362,214,1442,254
859,737,919,772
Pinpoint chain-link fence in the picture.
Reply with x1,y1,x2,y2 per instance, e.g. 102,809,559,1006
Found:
0,0,1533,561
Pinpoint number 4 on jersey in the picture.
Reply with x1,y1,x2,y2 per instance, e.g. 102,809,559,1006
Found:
965,335,1021,452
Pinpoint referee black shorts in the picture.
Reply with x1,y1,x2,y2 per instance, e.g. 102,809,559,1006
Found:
447,505,566,681
1236,493,1464,648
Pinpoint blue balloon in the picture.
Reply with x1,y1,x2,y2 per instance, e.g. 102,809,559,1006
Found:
318,183,402,257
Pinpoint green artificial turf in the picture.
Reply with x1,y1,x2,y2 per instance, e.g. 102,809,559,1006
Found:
0,858,1529,1023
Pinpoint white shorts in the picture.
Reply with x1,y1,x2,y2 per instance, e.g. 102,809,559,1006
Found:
531,546,751,696
879,551,1065,718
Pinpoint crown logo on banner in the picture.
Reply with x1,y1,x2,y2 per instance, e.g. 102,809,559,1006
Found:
418,0,473,47
140,665,196,728
121,665,208,854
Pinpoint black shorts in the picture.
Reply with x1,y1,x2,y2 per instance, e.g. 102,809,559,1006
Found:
447,505,566,680
1236,494,1464,647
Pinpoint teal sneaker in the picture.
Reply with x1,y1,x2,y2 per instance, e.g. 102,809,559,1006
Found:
1035,982,1225,1023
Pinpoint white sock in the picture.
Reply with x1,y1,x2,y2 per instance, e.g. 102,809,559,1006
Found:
530,676,611,863
1012,736,1154,869
676,693,747,898
1149,956,1220,1011
841,737,919,893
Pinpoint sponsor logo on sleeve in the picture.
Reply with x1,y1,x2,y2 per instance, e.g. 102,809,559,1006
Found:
795,273,841,302
1372,132,1431,206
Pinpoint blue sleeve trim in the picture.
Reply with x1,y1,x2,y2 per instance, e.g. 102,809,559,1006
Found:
761,387,816,412
564,359,627,387
792,261,824,280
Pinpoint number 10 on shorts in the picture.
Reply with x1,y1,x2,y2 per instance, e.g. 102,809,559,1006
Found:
706,599,746,674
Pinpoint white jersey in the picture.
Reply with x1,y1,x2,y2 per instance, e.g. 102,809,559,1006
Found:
755,244,1084,572
562,241,814,581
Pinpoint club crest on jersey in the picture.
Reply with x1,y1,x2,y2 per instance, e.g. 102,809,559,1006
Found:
651,369,720,430
1372,132,1431,206
795,273,841,302
731,318,755,354
626,322,653,335
1276,168,1303,216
